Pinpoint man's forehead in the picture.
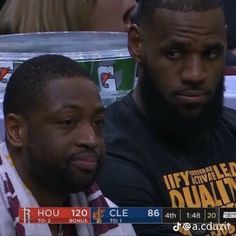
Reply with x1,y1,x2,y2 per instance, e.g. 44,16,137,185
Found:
40,77,102,109
49,103,105,115
151,8,225,34
153,7,224,22
44,76,95,93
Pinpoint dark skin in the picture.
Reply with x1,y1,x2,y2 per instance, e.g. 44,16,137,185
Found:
5,76,105,236
123,7,227,235
128,8,226,119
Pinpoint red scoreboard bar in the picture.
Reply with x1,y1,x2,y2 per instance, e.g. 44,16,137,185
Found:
19,207,90,224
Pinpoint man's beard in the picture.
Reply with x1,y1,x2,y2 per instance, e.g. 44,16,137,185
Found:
140,66,224,149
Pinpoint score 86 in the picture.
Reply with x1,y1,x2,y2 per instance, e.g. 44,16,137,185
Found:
147,209,160,217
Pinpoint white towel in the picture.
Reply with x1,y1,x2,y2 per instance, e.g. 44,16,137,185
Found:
0,141,136,236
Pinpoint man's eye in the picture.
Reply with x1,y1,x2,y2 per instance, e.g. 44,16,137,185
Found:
59,119,77,126
166,49,182,60
93,119,105,128
203,50,222,60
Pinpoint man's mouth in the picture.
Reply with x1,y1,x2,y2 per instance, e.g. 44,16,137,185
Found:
174,90,210,104
69,152,98,171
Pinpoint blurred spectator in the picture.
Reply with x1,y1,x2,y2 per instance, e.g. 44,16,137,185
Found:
226,50,236,66
223,0,236,54
0,0,137,34
223,0,236,66
0,0,83,33
87,0,137,32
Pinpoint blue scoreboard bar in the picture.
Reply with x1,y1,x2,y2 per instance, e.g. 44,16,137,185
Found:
90,207,236,224
91,207,162,224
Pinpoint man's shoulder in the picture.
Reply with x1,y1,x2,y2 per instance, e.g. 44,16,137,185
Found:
105,93,134,120
104,93,139,136
104,93,148,159
223,107,236,128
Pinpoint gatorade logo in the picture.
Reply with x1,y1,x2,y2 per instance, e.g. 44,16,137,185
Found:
0,67,10,82
98,66,116,92
101,72,112,88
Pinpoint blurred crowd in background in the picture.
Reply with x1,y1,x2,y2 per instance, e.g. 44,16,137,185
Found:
0,0,235,66
0,0,137,33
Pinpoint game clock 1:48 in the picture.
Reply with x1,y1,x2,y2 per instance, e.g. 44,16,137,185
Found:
181,208,204,223
186,212,201,219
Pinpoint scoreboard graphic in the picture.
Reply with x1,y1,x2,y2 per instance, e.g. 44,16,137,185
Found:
19,207,236,224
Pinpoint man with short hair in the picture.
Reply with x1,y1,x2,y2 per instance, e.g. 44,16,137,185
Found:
98,0,236,235
0,54,135,236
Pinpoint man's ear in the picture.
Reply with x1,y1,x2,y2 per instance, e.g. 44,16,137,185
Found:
128,24,144,65
5,113,25,147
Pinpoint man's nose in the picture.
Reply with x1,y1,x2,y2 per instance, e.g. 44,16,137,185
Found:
181,55,207,84
74,122,98,149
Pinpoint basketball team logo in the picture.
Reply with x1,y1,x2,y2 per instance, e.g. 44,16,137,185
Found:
92,208,105,223
0,67,10,83
19,207,31,223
